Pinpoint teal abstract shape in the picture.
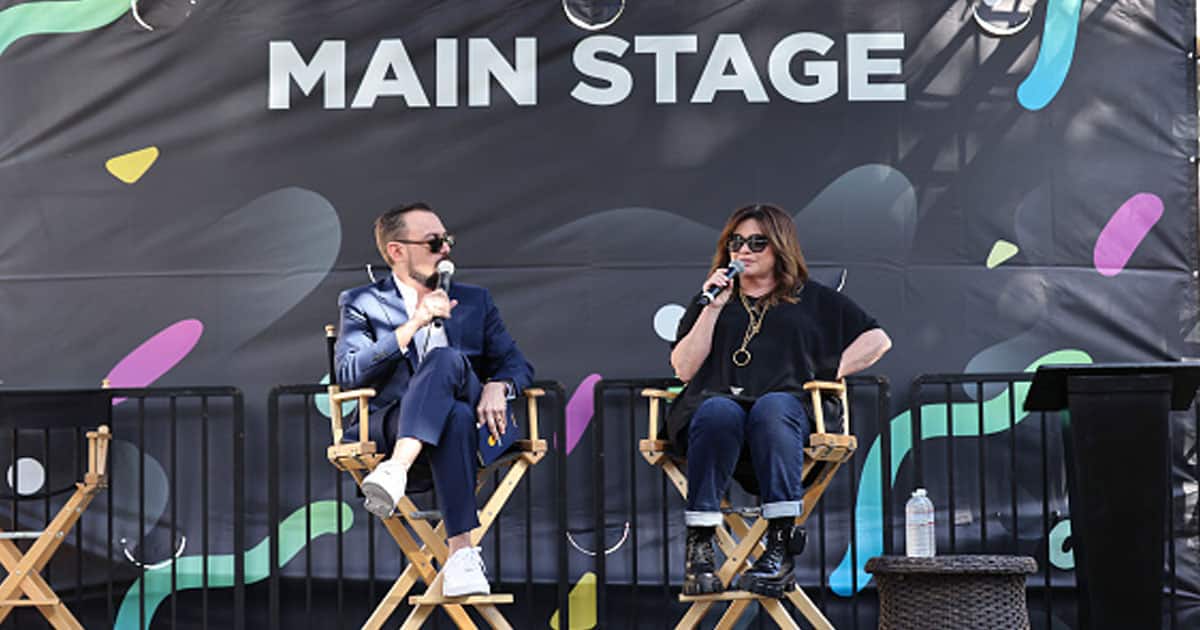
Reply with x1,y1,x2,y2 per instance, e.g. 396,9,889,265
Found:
0,0,129,58
1048,518,1073,569
113,500,354,630
1017,0,1083,110
315,373,357,419
830,349,1092,595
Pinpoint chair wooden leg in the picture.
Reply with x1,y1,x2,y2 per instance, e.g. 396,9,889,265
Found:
761,598,803,630
0,540,81,630
474,604,513,630
674,601,714,630
714,600,752,630
400,603,438,630
785,587,835,630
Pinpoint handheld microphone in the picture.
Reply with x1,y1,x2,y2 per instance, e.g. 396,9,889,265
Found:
433,259,455,328
697,260,744,306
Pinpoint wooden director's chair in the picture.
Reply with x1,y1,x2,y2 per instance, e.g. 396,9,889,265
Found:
322,326,548,629
0,391,112,629
640,381,857,630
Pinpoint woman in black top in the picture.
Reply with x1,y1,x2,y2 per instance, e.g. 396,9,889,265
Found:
670,203,891,597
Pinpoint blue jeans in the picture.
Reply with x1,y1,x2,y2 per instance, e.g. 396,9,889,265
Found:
684,393,811,527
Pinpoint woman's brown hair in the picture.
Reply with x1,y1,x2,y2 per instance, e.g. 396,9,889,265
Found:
709,203,809,307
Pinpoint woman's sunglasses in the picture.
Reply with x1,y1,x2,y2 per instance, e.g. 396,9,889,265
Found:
392,233,456,253
726,234,770,253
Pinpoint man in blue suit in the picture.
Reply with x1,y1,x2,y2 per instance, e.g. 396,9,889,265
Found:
335,202,533,597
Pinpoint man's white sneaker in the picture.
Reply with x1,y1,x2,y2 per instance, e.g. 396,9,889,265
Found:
442,547,491,597
361,459,407,519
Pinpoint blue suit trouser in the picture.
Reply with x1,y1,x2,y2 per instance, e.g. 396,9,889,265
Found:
357,347,483,537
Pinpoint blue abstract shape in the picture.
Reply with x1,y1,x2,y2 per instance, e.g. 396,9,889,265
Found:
830,349,1092,595
1017,0,1083,110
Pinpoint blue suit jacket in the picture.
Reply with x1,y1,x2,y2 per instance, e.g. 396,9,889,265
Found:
334,274,534,416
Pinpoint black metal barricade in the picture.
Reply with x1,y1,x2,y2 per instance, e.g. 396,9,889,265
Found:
0,386,244,630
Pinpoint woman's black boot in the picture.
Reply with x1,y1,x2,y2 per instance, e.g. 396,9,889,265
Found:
683,526,723,595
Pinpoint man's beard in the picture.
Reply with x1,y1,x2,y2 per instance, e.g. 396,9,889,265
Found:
407,264,439,290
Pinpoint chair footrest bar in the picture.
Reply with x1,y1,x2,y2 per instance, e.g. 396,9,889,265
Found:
679,590,777,602
408,593,514,606
407,510,442,521
0,598,60,606
0,531,44,540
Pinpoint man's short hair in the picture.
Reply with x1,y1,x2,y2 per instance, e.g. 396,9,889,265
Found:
374,202,433,266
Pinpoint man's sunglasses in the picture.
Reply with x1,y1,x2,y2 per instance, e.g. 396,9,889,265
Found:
726,234,770,253
392,234,456,253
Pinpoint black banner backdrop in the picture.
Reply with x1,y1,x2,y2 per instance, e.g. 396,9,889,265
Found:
0,0,1197,627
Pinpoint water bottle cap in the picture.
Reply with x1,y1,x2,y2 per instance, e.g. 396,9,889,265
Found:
913,488,927,497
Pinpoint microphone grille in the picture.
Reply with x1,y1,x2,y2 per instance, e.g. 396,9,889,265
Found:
436,259,456,275
729,260,746,273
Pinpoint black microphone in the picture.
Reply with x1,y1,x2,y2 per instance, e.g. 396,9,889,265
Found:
697,260,745,306
432,259,455,328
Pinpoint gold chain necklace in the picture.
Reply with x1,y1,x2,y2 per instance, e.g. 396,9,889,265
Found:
732,291,769,367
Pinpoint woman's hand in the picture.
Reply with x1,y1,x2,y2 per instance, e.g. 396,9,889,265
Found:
701,268,734,309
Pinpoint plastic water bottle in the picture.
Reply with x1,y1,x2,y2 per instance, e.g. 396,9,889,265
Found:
905,488,936,558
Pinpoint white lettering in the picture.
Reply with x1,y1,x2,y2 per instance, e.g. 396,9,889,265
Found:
351,39,429,108
847,33,905,102
633,35,698,104
691,34,768,104
268,41,345,110
768,33,837,103
571,35,632,106
468,37,537,106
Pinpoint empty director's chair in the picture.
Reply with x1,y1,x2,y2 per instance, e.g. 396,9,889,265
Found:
322,325,548,629
0,391,111,629
640,381,857,630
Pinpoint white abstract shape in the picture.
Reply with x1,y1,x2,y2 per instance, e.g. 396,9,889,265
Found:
6,458,45,495
653,304,686,342
562,0,625,31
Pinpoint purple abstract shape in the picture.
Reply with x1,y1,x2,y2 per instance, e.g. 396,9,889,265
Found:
562,373,602,456
106,319,203,404
1093,193,1164,277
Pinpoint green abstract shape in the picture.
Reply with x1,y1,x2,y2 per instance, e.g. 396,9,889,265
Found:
0,0,129,58
1048,518,1073,569
114,500,354,630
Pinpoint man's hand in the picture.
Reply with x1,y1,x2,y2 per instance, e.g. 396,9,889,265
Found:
476,381,509,442
414,289,457,327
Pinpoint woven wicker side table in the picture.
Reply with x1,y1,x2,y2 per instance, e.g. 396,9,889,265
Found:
865,555,1038,630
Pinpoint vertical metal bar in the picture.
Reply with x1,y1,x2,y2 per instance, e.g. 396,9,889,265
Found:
75,425,83,611
202,395,210,630
335,450,344,630
234,393,246,630
817,475,828,615
557,384,570,630
945,383,955,553
910,381,923,489
628,390,639,630
1167,415,1177,630
593,383,607,627
10,428,17,532
1040,412,1051,629
305,396,313,630
880,379,893,554
977,381,986,553
1008,382,1018,554
171,396,178,629
494,469,503,580
107,401,115,627
139,397,146,630
660,471,669,629
268,392,280,630
42,428,50,587
849,421,860,630
525,407,534,630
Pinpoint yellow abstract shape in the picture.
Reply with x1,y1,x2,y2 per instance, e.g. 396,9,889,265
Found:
986,239,1019,268
105,146,159,184
549,571,597,630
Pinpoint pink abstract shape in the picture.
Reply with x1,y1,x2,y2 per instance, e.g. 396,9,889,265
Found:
562,373,602,456
1093,193,1164,277
106,319,203,404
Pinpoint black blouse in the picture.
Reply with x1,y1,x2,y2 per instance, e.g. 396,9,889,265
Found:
666,279,880,445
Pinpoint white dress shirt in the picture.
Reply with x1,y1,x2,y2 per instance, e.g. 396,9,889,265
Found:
394,273,448,363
